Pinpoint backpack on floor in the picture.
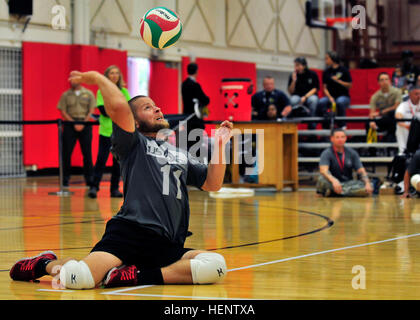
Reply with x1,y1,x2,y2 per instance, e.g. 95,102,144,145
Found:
387,154,410,183
406,117,420,154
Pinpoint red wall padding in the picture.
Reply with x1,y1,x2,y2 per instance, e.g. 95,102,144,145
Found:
181,56,256,135
22,41,395,169
181,57,257,121
23,42,127,169
312,67,395,104
149,61,179,114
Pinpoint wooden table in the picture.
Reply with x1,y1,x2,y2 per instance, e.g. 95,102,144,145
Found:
218,121,298,191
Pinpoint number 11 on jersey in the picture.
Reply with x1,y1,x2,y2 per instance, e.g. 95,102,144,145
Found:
161,164,182,199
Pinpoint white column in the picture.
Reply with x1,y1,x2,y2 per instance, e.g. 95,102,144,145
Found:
212,0,226,47
73,0,90,44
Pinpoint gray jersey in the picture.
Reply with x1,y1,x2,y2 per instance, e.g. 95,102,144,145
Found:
319,146,363,182
110,123,208,245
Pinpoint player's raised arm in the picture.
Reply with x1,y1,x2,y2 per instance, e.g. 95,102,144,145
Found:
201,120,233,192
69,71,135,133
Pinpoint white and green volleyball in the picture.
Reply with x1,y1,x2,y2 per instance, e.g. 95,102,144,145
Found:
140,7,182,49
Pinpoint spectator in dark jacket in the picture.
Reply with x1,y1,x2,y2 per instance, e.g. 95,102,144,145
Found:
251,76,291,120
181,63,210,153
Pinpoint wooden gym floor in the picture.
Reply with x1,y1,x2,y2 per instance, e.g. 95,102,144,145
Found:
1,175,420,300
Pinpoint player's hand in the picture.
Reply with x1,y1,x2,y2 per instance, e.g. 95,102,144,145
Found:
365,182,373,195
69,71,100,85
292,72,297,82
369,121,378,130
332,179,342,194
281,106,292,117
401,192,411,199
74,124,84,132
215,121,233,145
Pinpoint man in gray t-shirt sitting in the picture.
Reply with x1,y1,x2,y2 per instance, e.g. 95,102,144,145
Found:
316,128,373,197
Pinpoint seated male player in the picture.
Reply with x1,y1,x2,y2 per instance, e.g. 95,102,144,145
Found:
316,128,373,197
10,70,233,289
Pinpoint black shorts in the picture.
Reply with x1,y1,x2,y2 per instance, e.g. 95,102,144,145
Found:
91,218,193,269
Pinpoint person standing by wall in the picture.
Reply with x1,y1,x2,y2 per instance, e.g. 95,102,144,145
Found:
181,63,210,154
57,78,96,187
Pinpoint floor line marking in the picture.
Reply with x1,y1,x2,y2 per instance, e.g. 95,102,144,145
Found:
103,285,154,294
228,232,420,272
102,232,420,298
37,289,74,292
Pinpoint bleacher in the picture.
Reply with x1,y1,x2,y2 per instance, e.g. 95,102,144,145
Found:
296,104,398,181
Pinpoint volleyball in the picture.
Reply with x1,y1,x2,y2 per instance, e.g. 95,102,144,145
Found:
139,7,182,49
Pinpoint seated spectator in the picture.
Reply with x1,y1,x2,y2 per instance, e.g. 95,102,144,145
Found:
266,104,278,120
316,51,352,129
288,57,320,129
367,72,402,142
395,85,420,154
251,76,291,120
399,50,420,88
402,149,420,198
392,65,407,93
316,128,373,197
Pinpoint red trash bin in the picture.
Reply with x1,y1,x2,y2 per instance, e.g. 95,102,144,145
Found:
220,78,253,121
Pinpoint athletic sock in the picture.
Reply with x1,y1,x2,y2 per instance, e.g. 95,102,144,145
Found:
34,259,52,278
137,268,164,285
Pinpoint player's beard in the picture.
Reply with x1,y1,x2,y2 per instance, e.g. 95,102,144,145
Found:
136,118,170,133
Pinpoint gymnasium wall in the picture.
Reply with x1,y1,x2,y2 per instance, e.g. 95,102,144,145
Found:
2,1,398,170
21,40,395,169
21,41,257,169
148,61,179,115
0,0,326,72
22,41,127,169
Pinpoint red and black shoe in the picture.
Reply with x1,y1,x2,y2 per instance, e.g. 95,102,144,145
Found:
103,265,138,288
9,251,57,281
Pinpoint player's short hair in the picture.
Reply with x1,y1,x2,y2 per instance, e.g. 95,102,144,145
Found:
263,75,274,82
294,56,308,67
330,128,346,137
128,95,148,115
327,51,340,64
187,63,198,75
377,72,390,81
